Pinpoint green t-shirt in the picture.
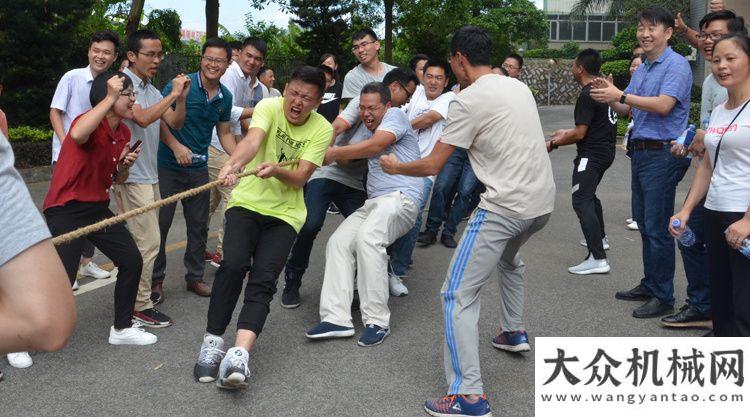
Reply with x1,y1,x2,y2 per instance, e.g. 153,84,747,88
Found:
228,97,332,231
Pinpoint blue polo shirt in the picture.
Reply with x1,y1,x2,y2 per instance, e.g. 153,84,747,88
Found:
625,47,692,141
158,72,233,171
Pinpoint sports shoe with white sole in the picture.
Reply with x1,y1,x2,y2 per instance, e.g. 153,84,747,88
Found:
578,236,610,250
627,221,639,231
388,274,408,297
72,280,79,291
7,352,33,369
568,255,611,275
216,347,251,390
306,321,355,339
79,261,111,279
108,322,158,345
194,334,225,383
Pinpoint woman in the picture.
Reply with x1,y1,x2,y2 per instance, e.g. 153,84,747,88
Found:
43,70,157,345
670,34,750,336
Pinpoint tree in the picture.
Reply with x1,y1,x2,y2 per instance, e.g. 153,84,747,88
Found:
206,0,219,38
145,9,183,52
125,0,145,36
571,0,690,20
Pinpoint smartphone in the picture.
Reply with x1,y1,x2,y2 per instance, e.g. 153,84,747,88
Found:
131,140,143,151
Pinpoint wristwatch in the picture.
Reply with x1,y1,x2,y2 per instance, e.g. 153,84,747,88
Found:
619,94,628,104
551,140,559,150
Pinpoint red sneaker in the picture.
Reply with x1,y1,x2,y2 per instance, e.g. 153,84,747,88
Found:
210,252,222,268
203,251,215,262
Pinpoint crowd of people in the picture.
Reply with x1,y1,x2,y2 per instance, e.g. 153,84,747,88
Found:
1,2,749,415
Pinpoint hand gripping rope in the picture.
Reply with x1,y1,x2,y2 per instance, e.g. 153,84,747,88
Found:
51,160,299,246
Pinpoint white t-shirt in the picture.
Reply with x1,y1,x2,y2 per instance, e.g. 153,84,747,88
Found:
704,101,750,212
49,66,95,162
404,85,455,158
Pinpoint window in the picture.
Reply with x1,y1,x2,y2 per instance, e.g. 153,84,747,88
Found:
588,21,602,41
549,21,558,40
546,14,625,42
573,22,587,40
559,21,572,41
602,22,616,41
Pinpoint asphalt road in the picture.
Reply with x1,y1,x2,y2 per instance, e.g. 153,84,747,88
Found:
1,106,704,416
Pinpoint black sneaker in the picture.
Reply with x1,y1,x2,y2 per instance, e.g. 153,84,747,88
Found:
133,308,174,328
281,272,302,309
660,304,712,328
417,230,437,246
440,234,458,248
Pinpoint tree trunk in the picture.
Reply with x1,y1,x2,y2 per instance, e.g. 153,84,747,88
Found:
125,0,145,37
384,0,393,62
206,0,220,39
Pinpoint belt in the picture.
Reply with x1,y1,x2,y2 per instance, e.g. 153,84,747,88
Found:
631,140,668,150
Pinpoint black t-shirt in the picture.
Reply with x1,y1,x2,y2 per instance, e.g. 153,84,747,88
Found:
317,81,343,123
574,84,617,161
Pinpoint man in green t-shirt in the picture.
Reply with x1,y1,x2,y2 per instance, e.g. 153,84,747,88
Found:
191,66,332,390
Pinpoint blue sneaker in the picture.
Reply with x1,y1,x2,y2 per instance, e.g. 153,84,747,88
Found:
491,330,530,352
424,394,492,417
306,321,355,339
357,324,390,347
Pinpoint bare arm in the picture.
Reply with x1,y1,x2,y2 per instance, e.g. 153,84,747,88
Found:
68,98,115,145
159,122,192,166
325,129,395,164
50,108,66,143
255,159,319,189
217,121,237,155
548,125,589,151
380,140,456,177
220,127,266,178
624,94,677,117
411,110,444,131
670,156,713,238
132,92,181,128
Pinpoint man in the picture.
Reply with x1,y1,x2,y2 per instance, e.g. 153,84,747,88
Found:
259,67,282,97
590,7,692,319
388,59,455,296
305,81,423,347
502,53,524,79
206,38,269,267
152,38,237,300
409,53,430,84
380,26,555,416
228,40,242,62
111,30,191,327
662,10,746,329
281,68,418,308
192,66,331,390
49,30,120,285
674,0,726,49
548,49,617,275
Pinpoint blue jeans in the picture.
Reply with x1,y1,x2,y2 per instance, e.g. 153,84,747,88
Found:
424,148,479,238
679,200,711,314
285,178,366,277
631,147,689,305
388,177,433,277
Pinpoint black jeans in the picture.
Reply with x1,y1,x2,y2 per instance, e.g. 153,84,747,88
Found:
44,201,142,329
572,156,612,259
705,209,750,336
153,166,209,284
285,178,366,278
206,207,297,336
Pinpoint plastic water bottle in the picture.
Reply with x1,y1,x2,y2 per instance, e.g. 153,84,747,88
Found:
674,124,696,159
672,219,696,247
738,238,750,259
190,153,207,163
701,115,711,130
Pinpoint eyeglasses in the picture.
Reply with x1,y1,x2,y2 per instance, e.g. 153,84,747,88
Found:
697,32,727,41
120,90,137,98
138,51,165,60
502,64,519,71
351,40,377,52
202,56,228,65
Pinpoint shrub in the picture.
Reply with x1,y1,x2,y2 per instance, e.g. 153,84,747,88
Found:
525,41,580,59
8,125,53,143
10,141,52,168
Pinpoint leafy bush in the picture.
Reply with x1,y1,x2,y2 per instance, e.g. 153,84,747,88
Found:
690,101,701,127
616,118,629,137
10,141,51,168
601,59,631,78
8,126,53,142
526,41,580,59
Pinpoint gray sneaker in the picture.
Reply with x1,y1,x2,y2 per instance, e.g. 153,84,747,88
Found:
217,347,251,390
568,256,611,275
193,334,225,383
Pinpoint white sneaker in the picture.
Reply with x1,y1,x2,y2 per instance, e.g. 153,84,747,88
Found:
217,347,251,390
72,280,79,291
108,322,158,345
568,255,611,275
578,236,610,250
388,274,408,297
627,221,639,231
79,261,111,279
626,218,634,224
7,352,33,369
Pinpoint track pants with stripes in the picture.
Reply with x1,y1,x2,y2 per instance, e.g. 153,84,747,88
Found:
442,208,550,395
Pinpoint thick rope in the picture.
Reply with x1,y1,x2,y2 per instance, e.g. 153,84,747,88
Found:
51,159,299,246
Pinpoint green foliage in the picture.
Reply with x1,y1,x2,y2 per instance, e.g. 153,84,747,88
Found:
144,9,183,53
244,18,308,63
525,42,579,59
7,126,53,142
601,59,631,78
690,101,701,127
571,0,689,21
616,118,629,137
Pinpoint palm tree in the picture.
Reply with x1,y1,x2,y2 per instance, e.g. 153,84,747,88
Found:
570,0,689,20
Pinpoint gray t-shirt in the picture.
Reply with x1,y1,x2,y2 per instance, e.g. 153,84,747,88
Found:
354,108,422,204
0,134,51,266
123,68,162,184
309,125,368,191
342,62,397,99
701,73,728,126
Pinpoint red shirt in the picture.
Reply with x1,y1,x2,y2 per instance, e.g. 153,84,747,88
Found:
43,114,131,210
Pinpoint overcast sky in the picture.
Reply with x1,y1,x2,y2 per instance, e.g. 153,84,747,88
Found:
146,0,546,33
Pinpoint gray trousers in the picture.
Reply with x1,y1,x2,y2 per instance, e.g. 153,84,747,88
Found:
152,166,209,284
441,208,550,395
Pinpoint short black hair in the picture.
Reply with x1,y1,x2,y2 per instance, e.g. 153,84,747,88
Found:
450,25,492,66
424,58,451,77
636,7,675,30
319,53,338,66
492,65,509,76
242,37,267,57
408,54,430,72
289,65,326,98
90,71,133,107
352,28,378,42
575,48,601,75
382,67,420,88
360,82,391,105
258,67,271,77
90,29,120,50
127,29,160,54
202,37,232,61
317,64,334,78
228,40,243,51
506,53,524,68
699,10,748,35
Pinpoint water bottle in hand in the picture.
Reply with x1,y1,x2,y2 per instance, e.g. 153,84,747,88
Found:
190,153,207,163
672,219,696,247
739,238,750,259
